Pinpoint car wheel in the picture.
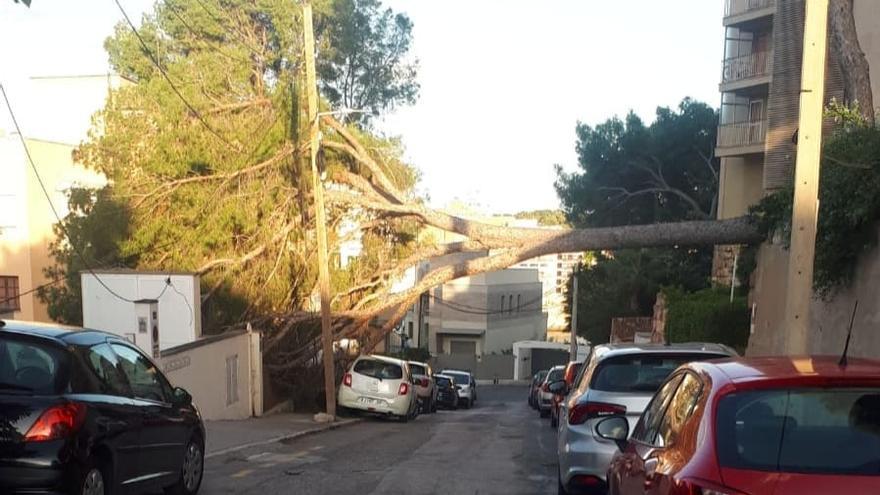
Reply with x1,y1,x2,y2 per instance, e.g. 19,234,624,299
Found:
165,437,204,495
77,462,107,495
550,412,558,428
540,408,550,418
430,396,437,414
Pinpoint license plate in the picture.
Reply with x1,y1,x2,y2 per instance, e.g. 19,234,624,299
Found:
358,397,384,406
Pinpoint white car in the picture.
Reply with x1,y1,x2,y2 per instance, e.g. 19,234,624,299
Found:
408,360,437,413
440,369,477,409
338,355,419,422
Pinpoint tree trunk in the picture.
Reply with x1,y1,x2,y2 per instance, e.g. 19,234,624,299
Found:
829,0,875,124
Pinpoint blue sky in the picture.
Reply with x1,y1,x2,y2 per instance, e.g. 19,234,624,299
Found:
1,0,725,213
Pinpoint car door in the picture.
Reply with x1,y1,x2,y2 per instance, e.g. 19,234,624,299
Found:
110,342,187,487
71,342,145,486
615,373,684,494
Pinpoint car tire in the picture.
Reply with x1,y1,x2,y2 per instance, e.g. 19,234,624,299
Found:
540,408,550,418
165,437,204,495
75,459,109,495
550,412,558,428
430,396,437,413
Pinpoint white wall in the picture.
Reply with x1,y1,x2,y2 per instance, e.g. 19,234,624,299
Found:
82,271,201,352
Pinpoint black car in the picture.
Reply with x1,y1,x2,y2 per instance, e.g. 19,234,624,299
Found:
433,374,459,409
0,320,205,495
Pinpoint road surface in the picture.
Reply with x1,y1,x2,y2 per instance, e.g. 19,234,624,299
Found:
200,385,558,494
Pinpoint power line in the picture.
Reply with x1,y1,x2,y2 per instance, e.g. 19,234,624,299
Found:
0,276,65,308
112,0,240,152
1,83,140,306
428,291,549,316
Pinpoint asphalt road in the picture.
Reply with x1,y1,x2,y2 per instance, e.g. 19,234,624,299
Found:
199,385,559,494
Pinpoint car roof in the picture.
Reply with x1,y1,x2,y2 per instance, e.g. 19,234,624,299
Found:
408,360,429,367
548,365,566,372
434,374,455,380
590,342,736,362
0,319,117,346
440,369,471,375
694,356,880,385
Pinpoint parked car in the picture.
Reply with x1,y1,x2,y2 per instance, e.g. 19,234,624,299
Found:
433,374,459,409
539,365,566,418
528,369,549,409
0,320,205,495
604,356,880,495
338,354,418,422
440,370,477,409
408,361,437,414
550,361,585,428
555,343,736,495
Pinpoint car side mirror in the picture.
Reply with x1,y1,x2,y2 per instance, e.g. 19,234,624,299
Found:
172,387,193,407
596,416,629,452
547,380,567,395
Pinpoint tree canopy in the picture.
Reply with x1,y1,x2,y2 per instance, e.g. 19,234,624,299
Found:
514,209,568,226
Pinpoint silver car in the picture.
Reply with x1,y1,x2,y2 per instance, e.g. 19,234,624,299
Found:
440,369,477,409
555,343,736,494
408,360,437,413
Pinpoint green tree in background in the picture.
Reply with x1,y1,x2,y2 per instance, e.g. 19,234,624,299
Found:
316,0,418,124
40,0,421,327
514,209,568,226
557,99,719,344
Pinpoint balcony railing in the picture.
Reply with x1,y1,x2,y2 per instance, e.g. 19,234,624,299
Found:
722,51,772,84
717,121,767,149
725,0,775,18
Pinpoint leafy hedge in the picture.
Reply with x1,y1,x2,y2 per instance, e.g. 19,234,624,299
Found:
663,287,750,354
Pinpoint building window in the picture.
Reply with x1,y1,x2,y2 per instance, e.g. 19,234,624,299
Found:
508,295,514,314
517,294,521,312
0,276,20,312
408,321,414,339
500,295,505,313
226,354,239,406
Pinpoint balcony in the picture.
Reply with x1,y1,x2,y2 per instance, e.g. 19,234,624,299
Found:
721,51,772,91
724,0,775,26
716,121,767,156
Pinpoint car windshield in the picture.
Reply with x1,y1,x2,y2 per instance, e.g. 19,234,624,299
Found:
591,353,728,393
0,336,68,395
534,371,548,384
445,373,470,385
546,368,564,383
410,364,427,376
353,359,403,380
717,388,880,475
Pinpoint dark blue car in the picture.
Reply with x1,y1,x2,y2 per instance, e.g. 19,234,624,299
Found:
0,320,205,495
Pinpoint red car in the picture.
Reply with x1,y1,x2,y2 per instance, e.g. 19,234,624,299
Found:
550,360,584,428
603,356,880,495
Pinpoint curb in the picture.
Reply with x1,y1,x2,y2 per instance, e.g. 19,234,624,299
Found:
206,418,362,459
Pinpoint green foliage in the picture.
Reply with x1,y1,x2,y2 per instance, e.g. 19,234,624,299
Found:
39,189,134,325
43,0,421,328
750,104,880,296
316,0,419,124
663,287,750,354
556,98,719,227
513,209,568,226
569,248,712,345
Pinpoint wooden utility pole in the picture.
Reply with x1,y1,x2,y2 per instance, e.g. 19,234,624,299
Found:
302,1,336,418
570,276,578,361
783,0,829,355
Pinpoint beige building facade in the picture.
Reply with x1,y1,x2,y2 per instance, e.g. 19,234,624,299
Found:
0,75,126,321
714,0,880,356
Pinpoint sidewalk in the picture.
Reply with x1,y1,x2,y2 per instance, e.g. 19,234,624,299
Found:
205,413,360,458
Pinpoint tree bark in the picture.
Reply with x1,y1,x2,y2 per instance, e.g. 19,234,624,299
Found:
829,0,875,124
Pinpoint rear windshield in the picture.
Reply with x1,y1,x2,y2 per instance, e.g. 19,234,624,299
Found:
547,368,564,383
445,373,470,385
591,353,727,393
435,376,452,387
0,336,68,394
717,388,880,476
535,370,548,383
353,359,403,380
410,364,427,376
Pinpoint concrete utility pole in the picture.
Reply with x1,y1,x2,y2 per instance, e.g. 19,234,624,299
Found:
570,276,578,361
302,1,336,418
783,0,829,355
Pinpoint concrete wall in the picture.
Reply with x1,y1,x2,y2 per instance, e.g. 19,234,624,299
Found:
430,353,515,380
82,271,202,351
855,0,880,105
159,330,263,420
717,155,764,219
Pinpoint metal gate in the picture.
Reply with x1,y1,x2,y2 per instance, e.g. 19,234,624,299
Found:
531,348,569,375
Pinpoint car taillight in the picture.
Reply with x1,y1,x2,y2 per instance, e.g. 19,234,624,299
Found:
671,479,749,495
542,383,549,392
398,382,409,395
570,475,604,488
568,401,626,425
343,373,352,387
24,403,86,442
420,378,429,387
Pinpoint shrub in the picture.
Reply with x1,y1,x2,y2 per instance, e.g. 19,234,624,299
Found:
663,287,750,354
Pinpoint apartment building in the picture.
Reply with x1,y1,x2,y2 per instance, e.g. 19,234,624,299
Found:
511,251,585,341
0,75,128,321
714,0,880,355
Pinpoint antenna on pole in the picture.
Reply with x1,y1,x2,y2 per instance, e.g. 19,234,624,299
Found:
839,300,858,367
